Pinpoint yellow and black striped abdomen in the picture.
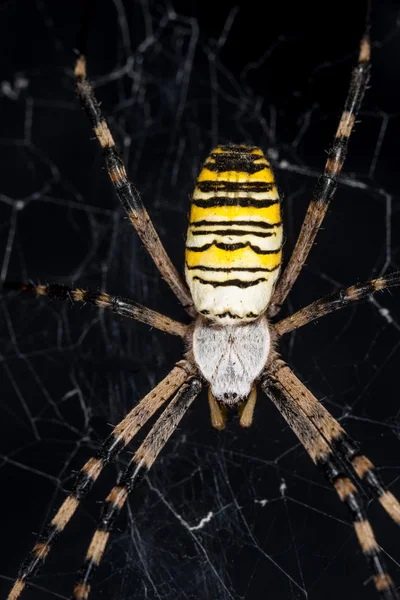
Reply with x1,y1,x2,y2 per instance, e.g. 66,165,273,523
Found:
185,145,282,323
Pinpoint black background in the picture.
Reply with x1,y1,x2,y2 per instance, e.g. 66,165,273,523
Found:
1,1,400,599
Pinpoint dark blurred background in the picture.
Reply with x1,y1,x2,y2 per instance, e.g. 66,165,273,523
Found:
1,1,400,599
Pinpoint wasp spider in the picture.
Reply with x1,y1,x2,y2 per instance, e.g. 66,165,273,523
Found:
4,4,400,600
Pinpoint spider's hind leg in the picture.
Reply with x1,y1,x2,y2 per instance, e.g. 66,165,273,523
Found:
269,7,371,317
73,14,193,314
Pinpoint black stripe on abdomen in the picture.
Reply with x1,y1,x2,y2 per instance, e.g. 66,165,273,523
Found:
192,197,279,208
205,153,268,174
187,241,282,254
190,219,281,229
186,264,280,272
197,181,275,193
192,276,268,288
191,229,275,238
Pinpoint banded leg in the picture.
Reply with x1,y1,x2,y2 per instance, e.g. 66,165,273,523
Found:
72,377,202,600
261,363,398,600
74,55,193,314
275,271,400,336
3,282,188,338
7,361,195,600
269,9,371,317
268,358,400,526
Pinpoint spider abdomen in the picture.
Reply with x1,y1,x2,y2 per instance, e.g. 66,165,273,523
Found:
185,145,282,324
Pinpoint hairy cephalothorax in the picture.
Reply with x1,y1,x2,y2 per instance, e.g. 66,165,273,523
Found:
192,315,270,405
5,4,400,600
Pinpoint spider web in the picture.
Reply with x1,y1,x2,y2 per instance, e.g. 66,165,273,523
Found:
1,1,400,599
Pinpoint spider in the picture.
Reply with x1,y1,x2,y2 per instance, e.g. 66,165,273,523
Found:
4,3,400,600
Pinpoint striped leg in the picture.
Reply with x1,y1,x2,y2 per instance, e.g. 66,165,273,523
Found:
275,271,400,336
261,359,399,600
268,358,400,525
3,282,188,338
74,55,194,314
7,361,195,600
72,377,202,600
261,361,399,600
269,9,371,317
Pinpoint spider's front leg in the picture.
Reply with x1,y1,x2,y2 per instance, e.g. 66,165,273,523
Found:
7,360,196,600
72,377,203,600
261,357,400,600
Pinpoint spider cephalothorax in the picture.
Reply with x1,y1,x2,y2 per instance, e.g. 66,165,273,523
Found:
192,314,270,404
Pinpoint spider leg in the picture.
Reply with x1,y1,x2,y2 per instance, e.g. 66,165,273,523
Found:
269,4,371,317
3,282,188,338
74,54,194,315
7,360,195,600
274,271,400,336
267,358,400,525
261,358,399,600
72,377,202,600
